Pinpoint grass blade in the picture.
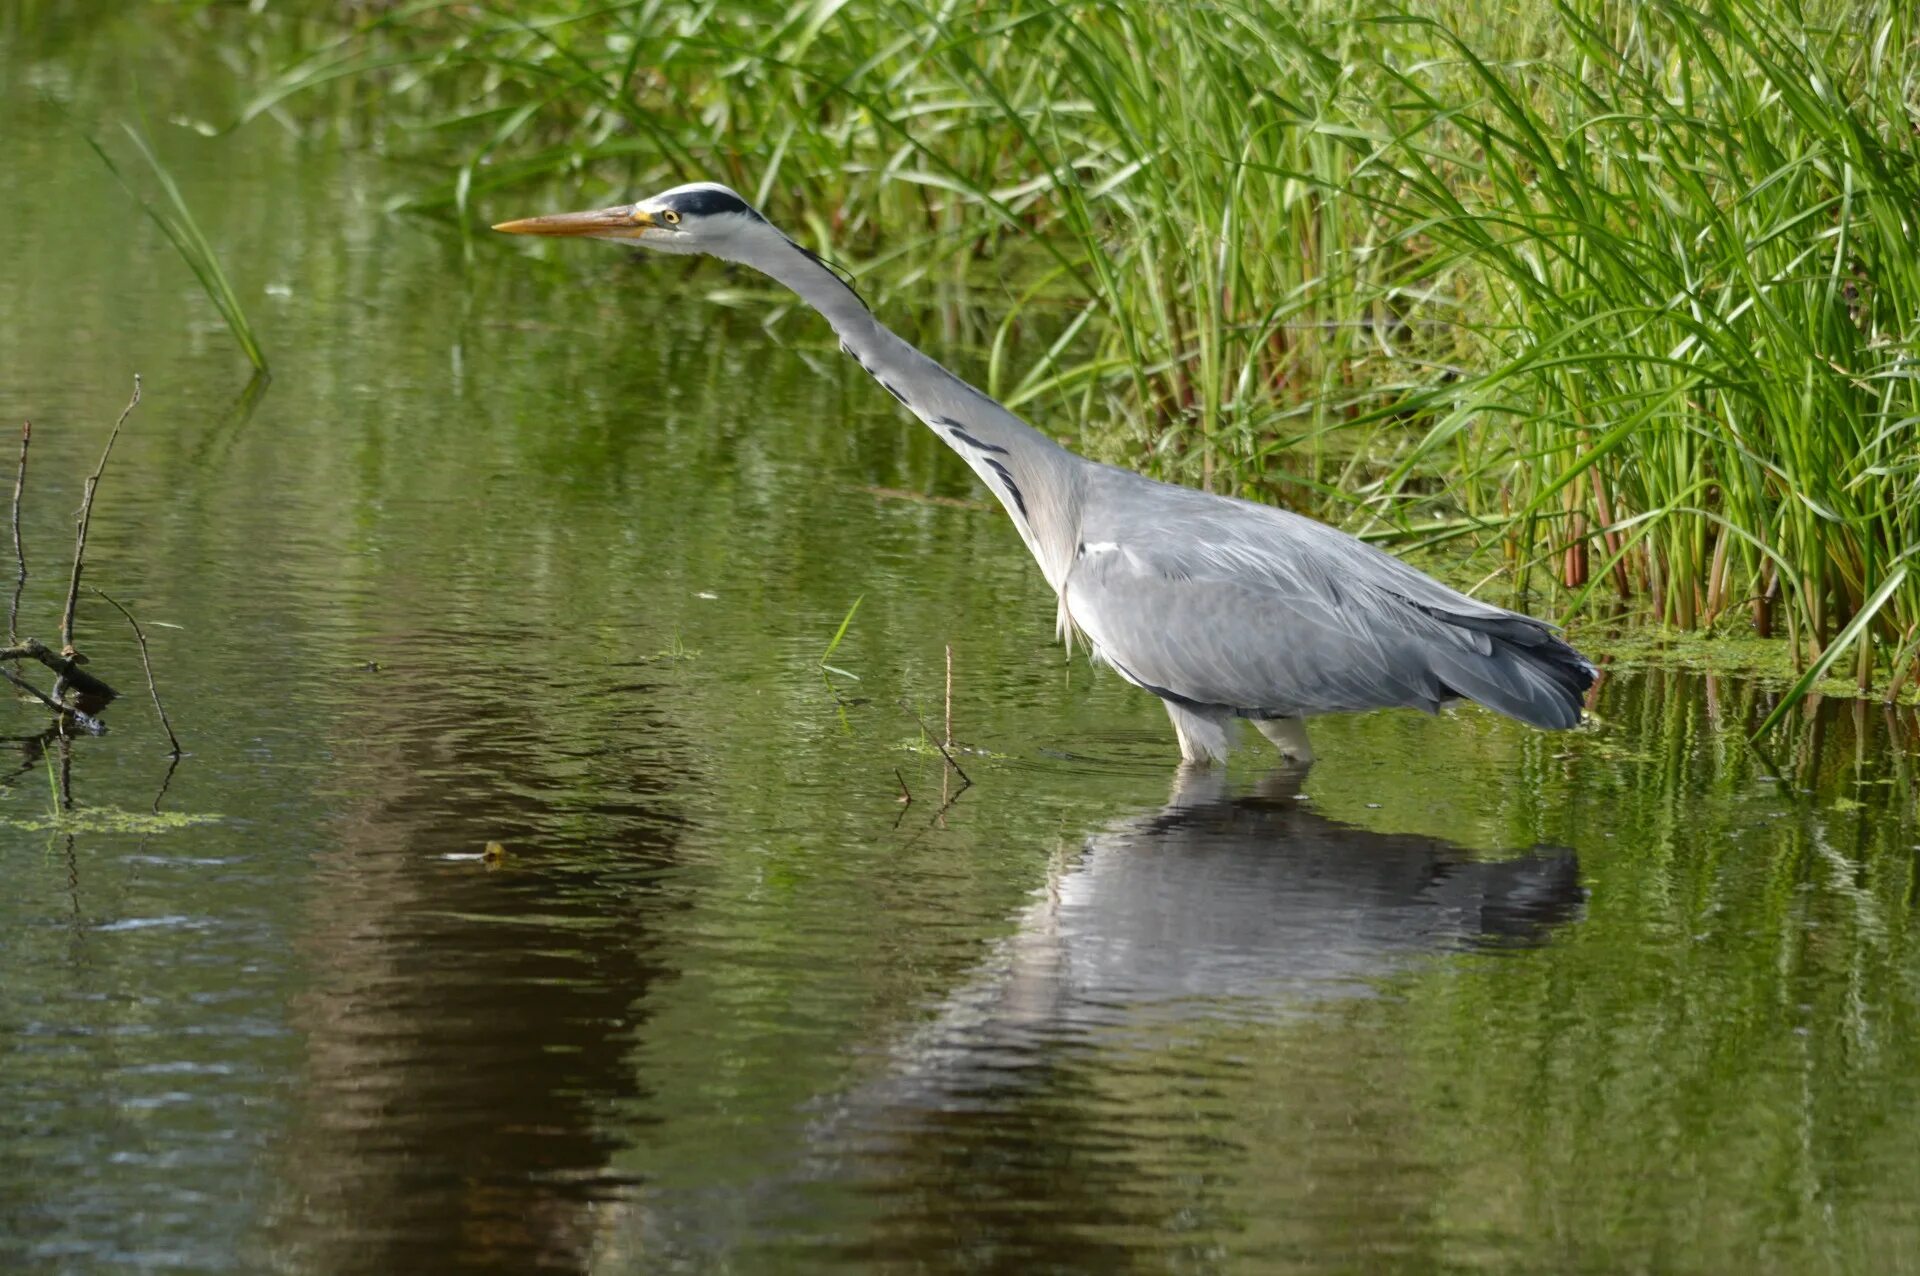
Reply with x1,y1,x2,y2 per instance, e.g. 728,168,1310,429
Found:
1753,566,1908,738
821,595,864,681
84,127,269,374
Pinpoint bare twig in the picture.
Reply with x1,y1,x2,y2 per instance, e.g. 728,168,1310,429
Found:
1,666,106,735
90,589,180,756
891,766,914,828
150,752,181,816
9,421,27,644
62,374,140,656
944,644,953,752
0,638,116,701
897,696,971,787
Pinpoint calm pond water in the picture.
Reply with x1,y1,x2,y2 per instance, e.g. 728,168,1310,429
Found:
3,11,1919,1274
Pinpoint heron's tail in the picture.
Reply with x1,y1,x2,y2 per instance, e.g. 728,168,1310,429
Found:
1425,615,1597,730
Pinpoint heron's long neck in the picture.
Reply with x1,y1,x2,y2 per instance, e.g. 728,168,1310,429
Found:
733,233,1085,591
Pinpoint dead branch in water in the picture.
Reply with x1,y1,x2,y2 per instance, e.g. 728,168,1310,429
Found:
0,666,106,735
90,588,181,756
0,638,116,700
2,374,169,746
62,374,140,656
898,696,971,788
10,421,28,644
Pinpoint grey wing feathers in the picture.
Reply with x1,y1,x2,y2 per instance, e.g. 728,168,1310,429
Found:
1064,470,1595,728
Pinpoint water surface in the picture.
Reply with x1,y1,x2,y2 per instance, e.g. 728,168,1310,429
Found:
2,12,1918,1274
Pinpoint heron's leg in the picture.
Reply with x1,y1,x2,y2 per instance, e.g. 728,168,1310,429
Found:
1253,716,1315,764
1164,701,1234,765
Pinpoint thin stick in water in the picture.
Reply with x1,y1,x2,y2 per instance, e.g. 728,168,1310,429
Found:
90,588,181,756
898,696,971,787
0,638,116,701
944,643,953,751
62,375,140,656
0,666,106,736
149,752,182,816
9,421,27,645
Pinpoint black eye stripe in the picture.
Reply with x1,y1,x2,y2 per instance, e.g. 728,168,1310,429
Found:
662,188,765,221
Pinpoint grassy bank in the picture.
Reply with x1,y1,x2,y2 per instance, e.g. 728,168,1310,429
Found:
219,0,1919,706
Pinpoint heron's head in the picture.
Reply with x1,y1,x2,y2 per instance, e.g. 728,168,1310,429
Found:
492,181,771,261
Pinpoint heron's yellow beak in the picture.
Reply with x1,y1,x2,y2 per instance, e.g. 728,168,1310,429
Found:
491,206,656,237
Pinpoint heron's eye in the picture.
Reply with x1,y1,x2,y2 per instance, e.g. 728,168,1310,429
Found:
661,210,681,226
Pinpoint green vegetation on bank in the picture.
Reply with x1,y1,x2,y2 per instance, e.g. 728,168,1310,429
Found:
188,1,1920,709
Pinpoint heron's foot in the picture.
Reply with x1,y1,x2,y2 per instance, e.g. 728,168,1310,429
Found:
1253,716,1315,764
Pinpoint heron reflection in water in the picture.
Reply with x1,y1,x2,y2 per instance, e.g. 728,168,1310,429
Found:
495,183,1596,766
832,766,1581,1117
635,767,1583,1265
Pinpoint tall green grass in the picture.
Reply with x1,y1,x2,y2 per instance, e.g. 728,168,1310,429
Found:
86,123,269,374
1362,3,1920,688
229,0,1920,712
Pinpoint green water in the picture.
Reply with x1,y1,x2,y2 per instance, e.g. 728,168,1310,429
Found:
2,10,1918,1274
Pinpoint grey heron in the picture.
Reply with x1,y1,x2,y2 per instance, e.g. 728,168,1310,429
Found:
495,182,1595,764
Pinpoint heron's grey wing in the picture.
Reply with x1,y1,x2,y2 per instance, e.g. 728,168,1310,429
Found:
1063,471,1592,726
1065,539,1455,717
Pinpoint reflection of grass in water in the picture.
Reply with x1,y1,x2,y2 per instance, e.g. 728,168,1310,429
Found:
1602,628,1920,707
1,807,221,835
